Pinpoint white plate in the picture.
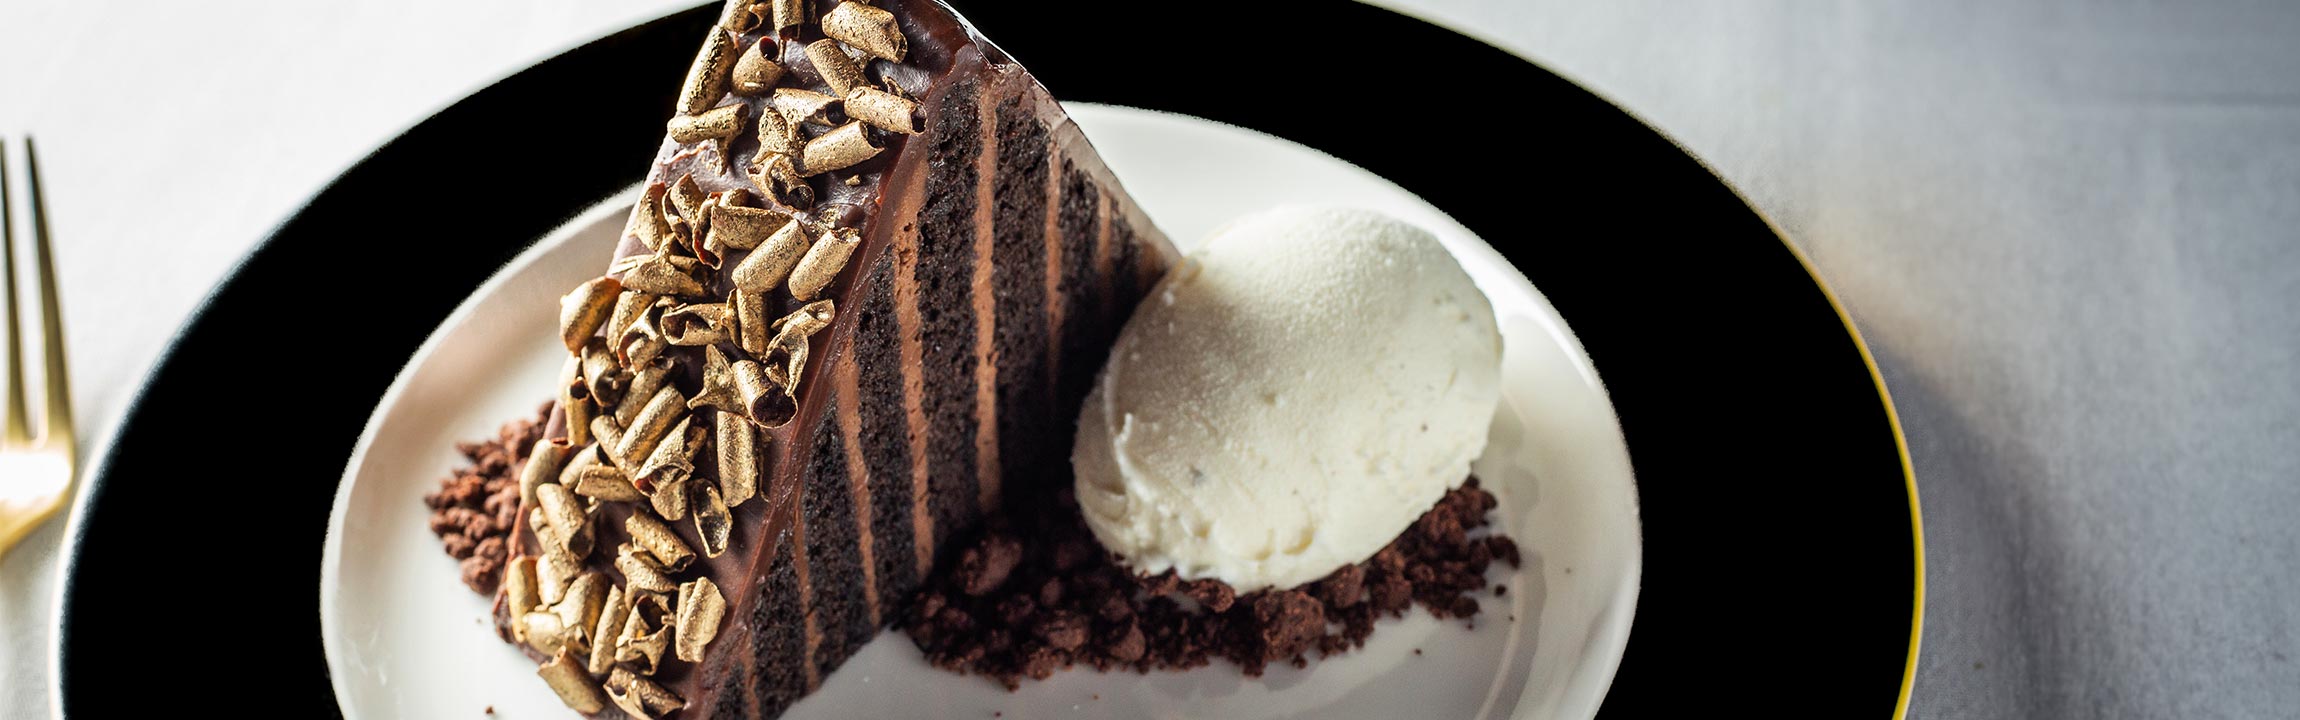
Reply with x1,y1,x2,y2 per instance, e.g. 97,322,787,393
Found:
321,104,1641,719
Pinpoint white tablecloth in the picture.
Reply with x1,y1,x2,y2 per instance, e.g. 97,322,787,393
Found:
4,1,2294,717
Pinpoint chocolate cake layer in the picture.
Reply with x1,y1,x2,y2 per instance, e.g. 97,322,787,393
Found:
500,1,1176,716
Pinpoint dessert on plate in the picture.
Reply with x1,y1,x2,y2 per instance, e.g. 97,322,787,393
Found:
420,1,1514,716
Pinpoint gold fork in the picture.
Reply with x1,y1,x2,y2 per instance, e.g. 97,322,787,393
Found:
0,137,76,559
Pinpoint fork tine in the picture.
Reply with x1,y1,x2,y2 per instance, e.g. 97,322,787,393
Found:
1,140,30,446
23,138,71,447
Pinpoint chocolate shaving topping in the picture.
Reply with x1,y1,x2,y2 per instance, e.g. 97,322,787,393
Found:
626,511,697,573
822,1,906,62
614,589,675,674
533,482,594,558
537,648,606,714
616,543,679,596
687,345,747,415
677,27,737,116
668,102,748,144
557,276,620,354
674,576,728,661
635,416,702,503
693,484,733,559
661,302,732,346
732,289,772,356
628,183,675,252
714,407,760,507
748,151,813,209
615,384,688,476
771,88,842,129
806,39,866,98
786,225,860,298
587,585,629,675
718,0,763,33
516,438,570,510
620,252,707,298
707,202,788,252
767,0,805,32
731,36,784,95
730,358,793,429
616,358,673,428
844,86,921,134
553,570,610,645
797,121,881,177
732,218,811,292
578,338,627,408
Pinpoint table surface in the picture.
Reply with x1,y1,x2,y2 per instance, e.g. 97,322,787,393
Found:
4,1,2295,718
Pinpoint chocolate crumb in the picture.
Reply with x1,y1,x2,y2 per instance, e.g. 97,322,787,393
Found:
422,402,550,595
902,478,1516,687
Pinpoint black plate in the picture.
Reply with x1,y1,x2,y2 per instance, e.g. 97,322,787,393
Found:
59,2,1919,716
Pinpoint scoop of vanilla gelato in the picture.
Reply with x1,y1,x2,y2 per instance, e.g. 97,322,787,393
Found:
1072,206,1503,592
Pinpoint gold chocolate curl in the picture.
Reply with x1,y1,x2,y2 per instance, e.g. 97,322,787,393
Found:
772,88,842,129
590,416,627,468
668,174,711,230
845,86,922,134
621,252,707,298
732,289,772,356
749,151,813,210
607,666,686,719
799,121,881,177
675,577,728,662
694,484,733,559
689,346,746,415
616,384,689,472
559,355,594,447
572,463,646,503
609,291,661,349
616,543,679,595
558,276,620,354
625,512,697,573
753,102,804,160
719,0,762,33
563,446,644,502
668,102,749,144
732,218,811,292
787,227,861,299
678,27,737,116
716,410,760,507
731,358,795,428
505,555,541,619
518,439,571,509
650,474,692,523
534,482,594,558
769,0,805,31
553,571,610,644
579,338,626,408
806,39,866,97
627,183,674,252
708,202,790,252
635,416,702,504
521,613,579,664
537,543,582,606
661,302,733,346
613,592,674,676
617,358,673,428
823,1,906,61
537,647,607,714
732,37,784,95
586,585,629,675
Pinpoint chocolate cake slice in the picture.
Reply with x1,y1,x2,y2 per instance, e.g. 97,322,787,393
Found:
496,1,1175,716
